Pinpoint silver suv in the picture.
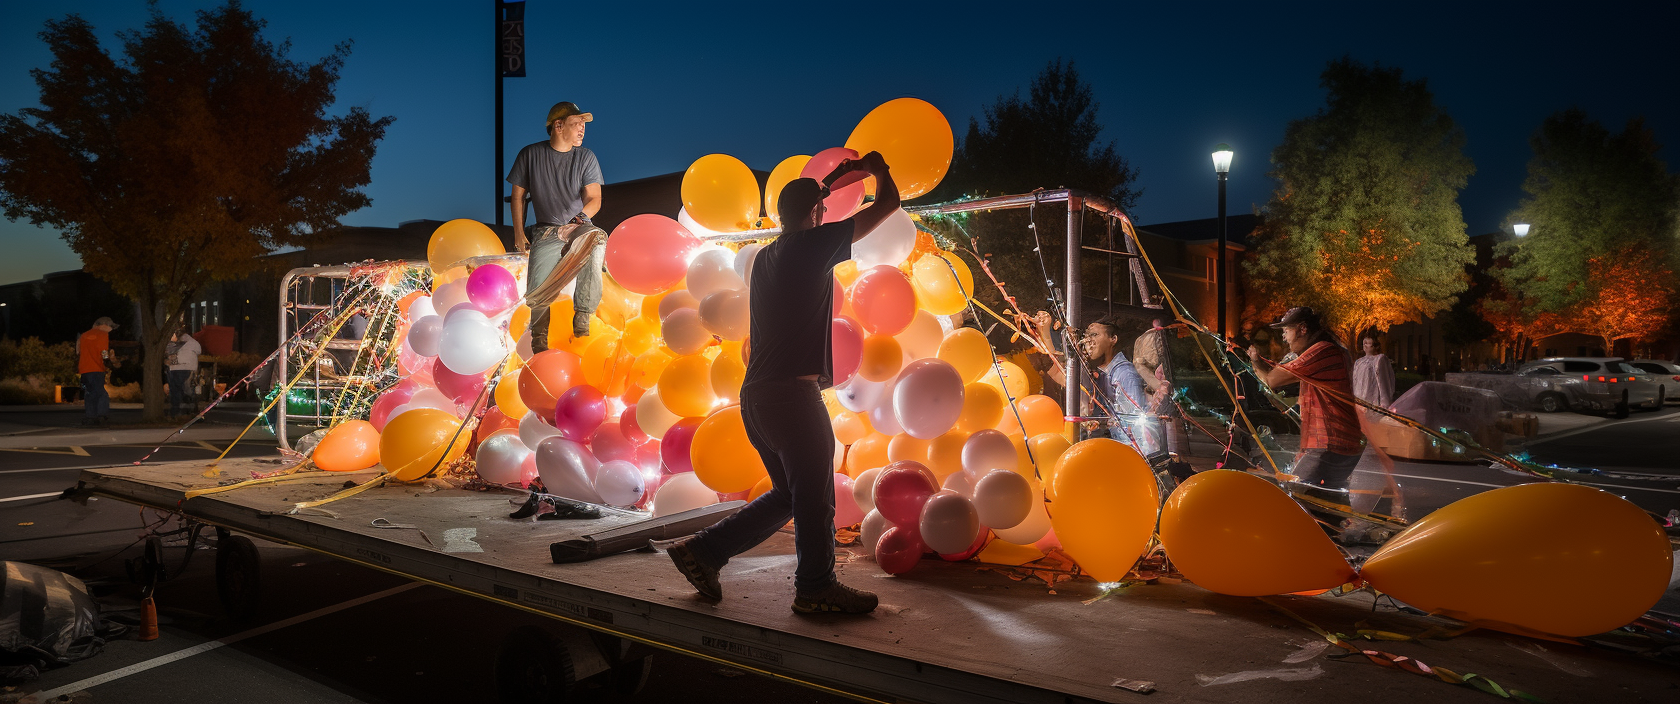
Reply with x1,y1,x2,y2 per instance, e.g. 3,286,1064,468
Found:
1627,359,1679,405
1518,358,1661,417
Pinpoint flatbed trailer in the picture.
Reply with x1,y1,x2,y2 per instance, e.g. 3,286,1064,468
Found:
75,458,1680,703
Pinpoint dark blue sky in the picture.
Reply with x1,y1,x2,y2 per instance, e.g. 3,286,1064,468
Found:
3,1,1676,284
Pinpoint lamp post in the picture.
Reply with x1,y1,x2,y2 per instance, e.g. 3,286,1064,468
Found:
1212,144,1233,337
1513,222,1530,237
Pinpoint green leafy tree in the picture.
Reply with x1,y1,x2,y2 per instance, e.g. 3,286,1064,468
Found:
0,1,392,421
1245,58,1476,343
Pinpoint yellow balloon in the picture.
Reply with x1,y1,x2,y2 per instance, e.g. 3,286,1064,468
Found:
938,328,992,383
629,348,673,390
1160,470,1356,597
1048,439,1159,582
1028,433,1072,500
682,154,759,232
378,408,469,482
1361,483,1672,637
494,368,530,418
858,335,903,382
621,315,659,356
433,265,469,291
846,432,890,478
690,406,769,493
427,219,504,273
980,360,1029,401
887,433,929,463
844,98,954,200
833,260,861,289
657,354,716,418
764,155,811,225
911,251,973,315
956,382,1004,432
925,429,970,482
831,408,871,446
710,352,745,406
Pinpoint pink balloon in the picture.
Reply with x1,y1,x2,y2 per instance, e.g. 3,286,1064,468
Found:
636,438,663,475
432,357,490,406
397,338,428,376
876,526,924,575
833,472,864,528
831,316,863,387
590,421,636,463
893,358,966,439
466,264,520,314
661,417,702,474
831,276,844,318
620,406,649,446
605,214,700,295
553,384,608,441
801,147,865,224
519,452,539,487
1032,527,1062,552
851,266,916,336
874,463,938,526
369,385,419,432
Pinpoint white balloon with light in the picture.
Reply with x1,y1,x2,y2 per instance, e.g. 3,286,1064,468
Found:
851,208,917,269
476,432,532,486
594,459,647,507
438,308,506,375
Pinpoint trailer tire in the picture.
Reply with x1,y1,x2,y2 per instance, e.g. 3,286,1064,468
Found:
612,655,654,696
1536,393,1567,413
216,535,262,622
496,626,576,704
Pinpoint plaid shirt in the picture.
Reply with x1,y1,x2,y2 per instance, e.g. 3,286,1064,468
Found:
1282,340,1362,454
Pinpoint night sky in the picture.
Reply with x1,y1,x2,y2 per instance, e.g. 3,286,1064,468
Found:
2,1,1675,285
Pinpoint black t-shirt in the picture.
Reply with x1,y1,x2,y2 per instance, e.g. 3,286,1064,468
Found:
742,219,855,389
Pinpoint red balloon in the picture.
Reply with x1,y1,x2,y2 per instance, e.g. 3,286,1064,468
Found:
590,422,636,463
369,382,421,432
620,406,648,446
661,417,703,474
801,147,865,224
850,266,916,335
604,214,701,295
433,357,491,406
874,463,938,526
831,316,864,387
636,438,662,475
877,526,925,575
554,385,608,441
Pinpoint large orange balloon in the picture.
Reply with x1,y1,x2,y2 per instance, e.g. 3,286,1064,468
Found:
710,351,745,406
658,355,717,418
1159,471,1355,596
682,154,759,232
1028,433,1072,500
844,98,954,200
378,409,469,481
1048,439,1159,581
1360,483,1672,637
956,382,1004,432
938,328,992,383
427,219,503,273
518,350,584,416
690,406,769,493
313,420,380,471
846,433,891,478
911,251,973,316
858,335,903,382
924,429,970,481
764,155,811,225
1006,395,1063,437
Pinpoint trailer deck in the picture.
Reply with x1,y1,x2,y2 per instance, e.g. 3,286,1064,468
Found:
75,458,1680,703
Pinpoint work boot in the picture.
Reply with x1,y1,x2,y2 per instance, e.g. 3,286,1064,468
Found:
661,537,722,601
529,313,549,354
792,581,878,614
572,312,591,339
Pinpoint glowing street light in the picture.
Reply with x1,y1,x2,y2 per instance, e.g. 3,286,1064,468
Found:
1513,222,1531,237
1211,144,1233,336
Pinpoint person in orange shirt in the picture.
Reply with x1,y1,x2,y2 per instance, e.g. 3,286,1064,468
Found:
77,317,119,426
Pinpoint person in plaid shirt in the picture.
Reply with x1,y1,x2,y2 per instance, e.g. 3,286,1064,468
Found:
1248,307,1363,490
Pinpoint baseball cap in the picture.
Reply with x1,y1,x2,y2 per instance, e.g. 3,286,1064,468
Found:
776,178,826,229
93,316,118,329
545,101,593,128
1269,306,1319,329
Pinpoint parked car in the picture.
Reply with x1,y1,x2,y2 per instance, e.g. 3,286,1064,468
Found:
1517,358,1660,416
1627,359,1680,405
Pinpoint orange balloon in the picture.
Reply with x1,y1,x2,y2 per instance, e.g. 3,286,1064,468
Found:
843,98,954,200
427,219,504,273
1360,483,1672,637
938,328,992,383
1048,439,1159,581
658,355,716,418
595,273,642,330
858,335,903,382
518,350,584,416
313,420,380,471
924,429,970,481
846,433,890,478
1007,395,1063,437
910,251,973,316
682,154,760,232
956,382,1004,432
378,408,469,481
1027,433,1072,500
833,260,861,289
475,406,520,442
581,330,624,388
629,348,673,390
831,409,872,446
690,406,769,493
748,474,775,502
494,369,530,418
621,315,659,356
1160,470,1356,597
979,360,1029,401
508,304,531,341
710,352,745,405
764,155,812,225
887,433,929,463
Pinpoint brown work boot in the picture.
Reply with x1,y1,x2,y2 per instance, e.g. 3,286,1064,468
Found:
792,581,878,614
529,313,550,354
571,312,591,339
660,537,721,601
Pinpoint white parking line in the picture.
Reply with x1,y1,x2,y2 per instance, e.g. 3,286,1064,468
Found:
29,582,422,701
0,491,61,503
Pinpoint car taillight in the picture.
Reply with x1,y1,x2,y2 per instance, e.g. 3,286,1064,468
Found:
1583,375,1590,381
1672,375,1679,382
1598,376,1608,382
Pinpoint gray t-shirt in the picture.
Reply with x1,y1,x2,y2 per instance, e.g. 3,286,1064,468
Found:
506,143,603,226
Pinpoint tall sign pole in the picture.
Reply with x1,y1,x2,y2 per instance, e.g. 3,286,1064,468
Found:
496,2,526,227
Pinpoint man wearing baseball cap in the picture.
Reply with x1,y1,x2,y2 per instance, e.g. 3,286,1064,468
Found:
77,316,120,427
508,101,606,351
1248,306,1362,492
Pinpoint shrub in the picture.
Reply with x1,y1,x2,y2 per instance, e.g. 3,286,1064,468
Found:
0,337,78,386
0,377,54,405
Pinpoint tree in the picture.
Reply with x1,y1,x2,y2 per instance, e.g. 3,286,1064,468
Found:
1496,109,1679,312
1244,58,1476,343
0,2,391,421
1561,246,1676,353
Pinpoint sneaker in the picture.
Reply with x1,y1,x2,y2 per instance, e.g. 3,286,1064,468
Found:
792,581,878,614
661,537,721,601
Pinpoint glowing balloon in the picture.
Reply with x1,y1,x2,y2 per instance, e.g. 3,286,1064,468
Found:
1360,483,1673,637
979,360,1029,401
763,155,811,226
852,209,917,270
734,243,763,285
685,248,745,300
652,472,720,517
858,335,903,382
710,351,745,406
657,290,699,319
830,317,864,387
635,387,681,440
535,437,604,503
594,459,647,507
800,148,865,224
657,355,716,418
912,251,974,315
886,433,929,465
476,432,533,486
924,429,970,481
844,98,954,200
1049,439,1159,581
1008,395,1063,438
428,219,504,273
834,374,884,414
1158,470,1355,597
431,280,470,318
312,420,380,472
938,328,992,383
831,408,871,446
850,266,916,336
846,433,890,477
605,214,701,295
660,417,701,474
894,311,943,362
407,296,438,322
919,490,980,554
494,369,530,418
553,384,608,441
698,289,750,341
518,411,562,452
379,408,468,481
690,406,769,493
682,154,760,232
518,350,584,415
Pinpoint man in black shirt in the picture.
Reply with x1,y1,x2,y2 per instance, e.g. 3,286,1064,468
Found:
665,152,899,614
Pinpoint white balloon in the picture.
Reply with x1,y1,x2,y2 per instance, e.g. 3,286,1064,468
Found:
652,472,719,517
733,243,763,286
992,482,1050,545
892,359,965,439
594,459,647,507
407,388,456,414
432,280,470,316
962,429,1019,474
658,289,699,319
834,376,885,414
868,392,903,436
677,207,726,240
697,289,751,341
661,307,711,356
438,308,506,375
407,296,438,322
972,469,1032,530
942,468,980,498
476,432,532,486
918,490,981,554
519,411,561,450
857,509,893,556
851,208,917,269
535,437,603,503
895,311,943,362
685,248,744,299
408,315,444,357
853,467,882,514
635,387,681,440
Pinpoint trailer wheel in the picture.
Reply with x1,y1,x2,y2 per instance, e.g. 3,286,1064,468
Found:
496,626,576,704
216,535,262,622
1537,393,1567,413
611,655,654,696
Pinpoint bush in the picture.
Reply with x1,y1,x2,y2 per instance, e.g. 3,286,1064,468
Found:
0,377,55,405
0,337,78,386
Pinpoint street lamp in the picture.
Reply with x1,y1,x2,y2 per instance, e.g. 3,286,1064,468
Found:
1513,223,1530,237
1211,144,1233,337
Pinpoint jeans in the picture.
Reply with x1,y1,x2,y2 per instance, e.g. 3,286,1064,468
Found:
687,379,837,592
81,372,109,419
1290,448,1362,490
526,223,606,347
167,369,193,415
